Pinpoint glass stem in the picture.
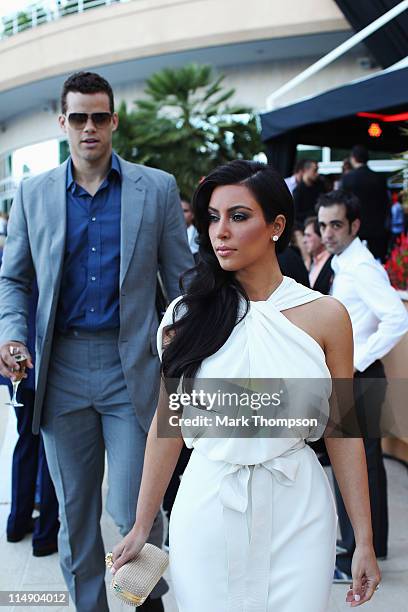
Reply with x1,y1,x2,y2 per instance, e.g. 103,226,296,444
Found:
11,380,21,404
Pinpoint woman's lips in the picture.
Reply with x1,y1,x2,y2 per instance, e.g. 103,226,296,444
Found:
216,247,236,257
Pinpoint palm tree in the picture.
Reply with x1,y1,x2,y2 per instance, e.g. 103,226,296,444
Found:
113,64,262,198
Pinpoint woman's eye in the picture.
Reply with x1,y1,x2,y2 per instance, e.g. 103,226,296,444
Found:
208,214,219,223
232,213,247,222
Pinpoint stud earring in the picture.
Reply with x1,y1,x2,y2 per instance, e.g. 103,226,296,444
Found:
271,235,279,242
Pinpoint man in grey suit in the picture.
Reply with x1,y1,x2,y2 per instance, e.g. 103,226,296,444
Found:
0,72,193,612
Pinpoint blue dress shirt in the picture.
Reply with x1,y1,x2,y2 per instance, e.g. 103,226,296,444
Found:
56,154,122,332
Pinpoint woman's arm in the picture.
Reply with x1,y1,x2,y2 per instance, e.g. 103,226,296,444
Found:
320,297,381,607
112,380,184,571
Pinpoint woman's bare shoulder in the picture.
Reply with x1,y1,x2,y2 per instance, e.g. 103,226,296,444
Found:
289,296,351,332
312,298,353,377
310,297,352,351
310,296,351,327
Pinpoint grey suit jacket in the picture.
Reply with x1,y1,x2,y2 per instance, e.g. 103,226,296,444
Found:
0,155,194,433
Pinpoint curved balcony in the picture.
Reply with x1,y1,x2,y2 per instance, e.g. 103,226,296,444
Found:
0,0,352,156
0,0,130,40
0,0,348,96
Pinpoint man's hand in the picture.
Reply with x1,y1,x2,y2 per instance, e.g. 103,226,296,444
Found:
0,342,33,380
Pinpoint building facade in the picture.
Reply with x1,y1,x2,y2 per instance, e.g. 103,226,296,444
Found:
0,0,392,209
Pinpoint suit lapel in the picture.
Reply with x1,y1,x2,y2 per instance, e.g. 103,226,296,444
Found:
119,158,145,286
45,160,68,283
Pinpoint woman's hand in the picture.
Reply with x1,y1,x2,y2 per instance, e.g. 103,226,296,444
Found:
346,543,381,606
111,527,147,575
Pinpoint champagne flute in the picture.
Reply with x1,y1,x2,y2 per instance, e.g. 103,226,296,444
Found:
6,353,27,408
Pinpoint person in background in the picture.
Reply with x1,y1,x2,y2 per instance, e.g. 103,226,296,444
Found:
0,241,59,557
284,159,306,195
303,216,333,294
334,159,352,190
301,218,333,467
388,192,405,252
6,295,60,558
341,145,390,262
321,174,336,194
342,158,352,176
181,198,199,260
277,228,310,287
292,160,325,226
317,189,408,583
0,212,8,236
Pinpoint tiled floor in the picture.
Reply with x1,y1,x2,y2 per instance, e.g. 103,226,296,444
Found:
1,386,407,611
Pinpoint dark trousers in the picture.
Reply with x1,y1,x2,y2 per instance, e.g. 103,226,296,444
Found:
335,360,388,574
7,388,59,548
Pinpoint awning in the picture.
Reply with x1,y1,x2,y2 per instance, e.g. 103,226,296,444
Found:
334,0,408,68
259,60,408,175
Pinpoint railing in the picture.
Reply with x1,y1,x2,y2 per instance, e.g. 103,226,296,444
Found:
0,176,24,209
0,0,131,41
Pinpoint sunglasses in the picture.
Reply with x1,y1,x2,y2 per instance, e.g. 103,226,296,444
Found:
65,112,113,129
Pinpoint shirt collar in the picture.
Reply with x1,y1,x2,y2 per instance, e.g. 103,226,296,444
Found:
331,237,363,273
66,152,122,192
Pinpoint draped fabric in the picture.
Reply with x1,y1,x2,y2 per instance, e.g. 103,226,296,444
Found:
158,277,337,611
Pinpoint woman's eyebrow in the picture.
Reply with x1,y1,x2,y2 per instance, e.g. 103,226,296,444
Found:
208,205,253,212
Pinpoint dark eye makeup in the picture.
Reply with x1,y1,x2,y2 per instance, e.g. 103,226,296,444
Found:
208,209,250,223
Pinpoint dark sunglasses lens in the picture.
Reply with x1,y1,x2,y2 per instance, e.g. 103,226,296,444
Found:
68,113,88,129
92,113,112,127
67,113,112,128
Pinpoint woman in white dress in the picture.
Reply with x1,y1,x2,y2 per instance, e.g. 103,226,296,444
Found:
112,161,380,610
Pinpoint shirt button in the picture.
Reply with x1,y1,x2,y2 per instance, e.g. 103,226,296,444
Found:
90,307,95,313
91,216,96,222
91,276,96,281
91,247,96,252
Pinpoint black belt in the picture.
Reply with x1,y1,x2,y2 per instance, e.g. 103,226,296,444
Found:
56,327,119,340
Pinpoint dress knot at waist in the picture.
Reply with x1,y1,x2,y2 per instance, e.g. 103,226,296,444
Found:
219,440,305,612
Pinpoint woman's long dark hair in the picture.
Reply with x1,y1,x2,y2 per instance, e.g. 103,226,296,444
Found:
162,160,294,386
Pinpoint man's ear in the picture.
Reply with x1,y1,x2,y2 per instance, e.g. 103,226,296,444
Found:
111,112,119,132
58,114,67,133
351,218,360,237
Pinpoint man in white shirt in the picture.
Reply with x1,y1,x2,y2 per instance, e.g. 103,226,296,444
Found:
317,189,408,581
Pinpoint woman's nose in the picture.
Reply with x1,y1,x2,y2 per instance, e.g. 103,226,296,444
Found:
216,219,230,239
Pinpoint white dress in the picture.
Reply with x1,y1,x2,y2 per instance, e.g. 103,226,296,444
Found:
157,277,338,612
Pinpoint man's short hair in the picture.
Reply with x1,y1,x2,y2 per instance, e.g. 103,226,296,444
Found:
61,71,114,115
293,159,307,174
316,190,361,225
303,159,317,171
351,145,369,164
303,215,320,236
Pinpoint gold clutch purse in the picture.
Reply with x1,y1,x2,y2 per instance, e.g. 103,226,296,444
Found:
105,544,169,606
